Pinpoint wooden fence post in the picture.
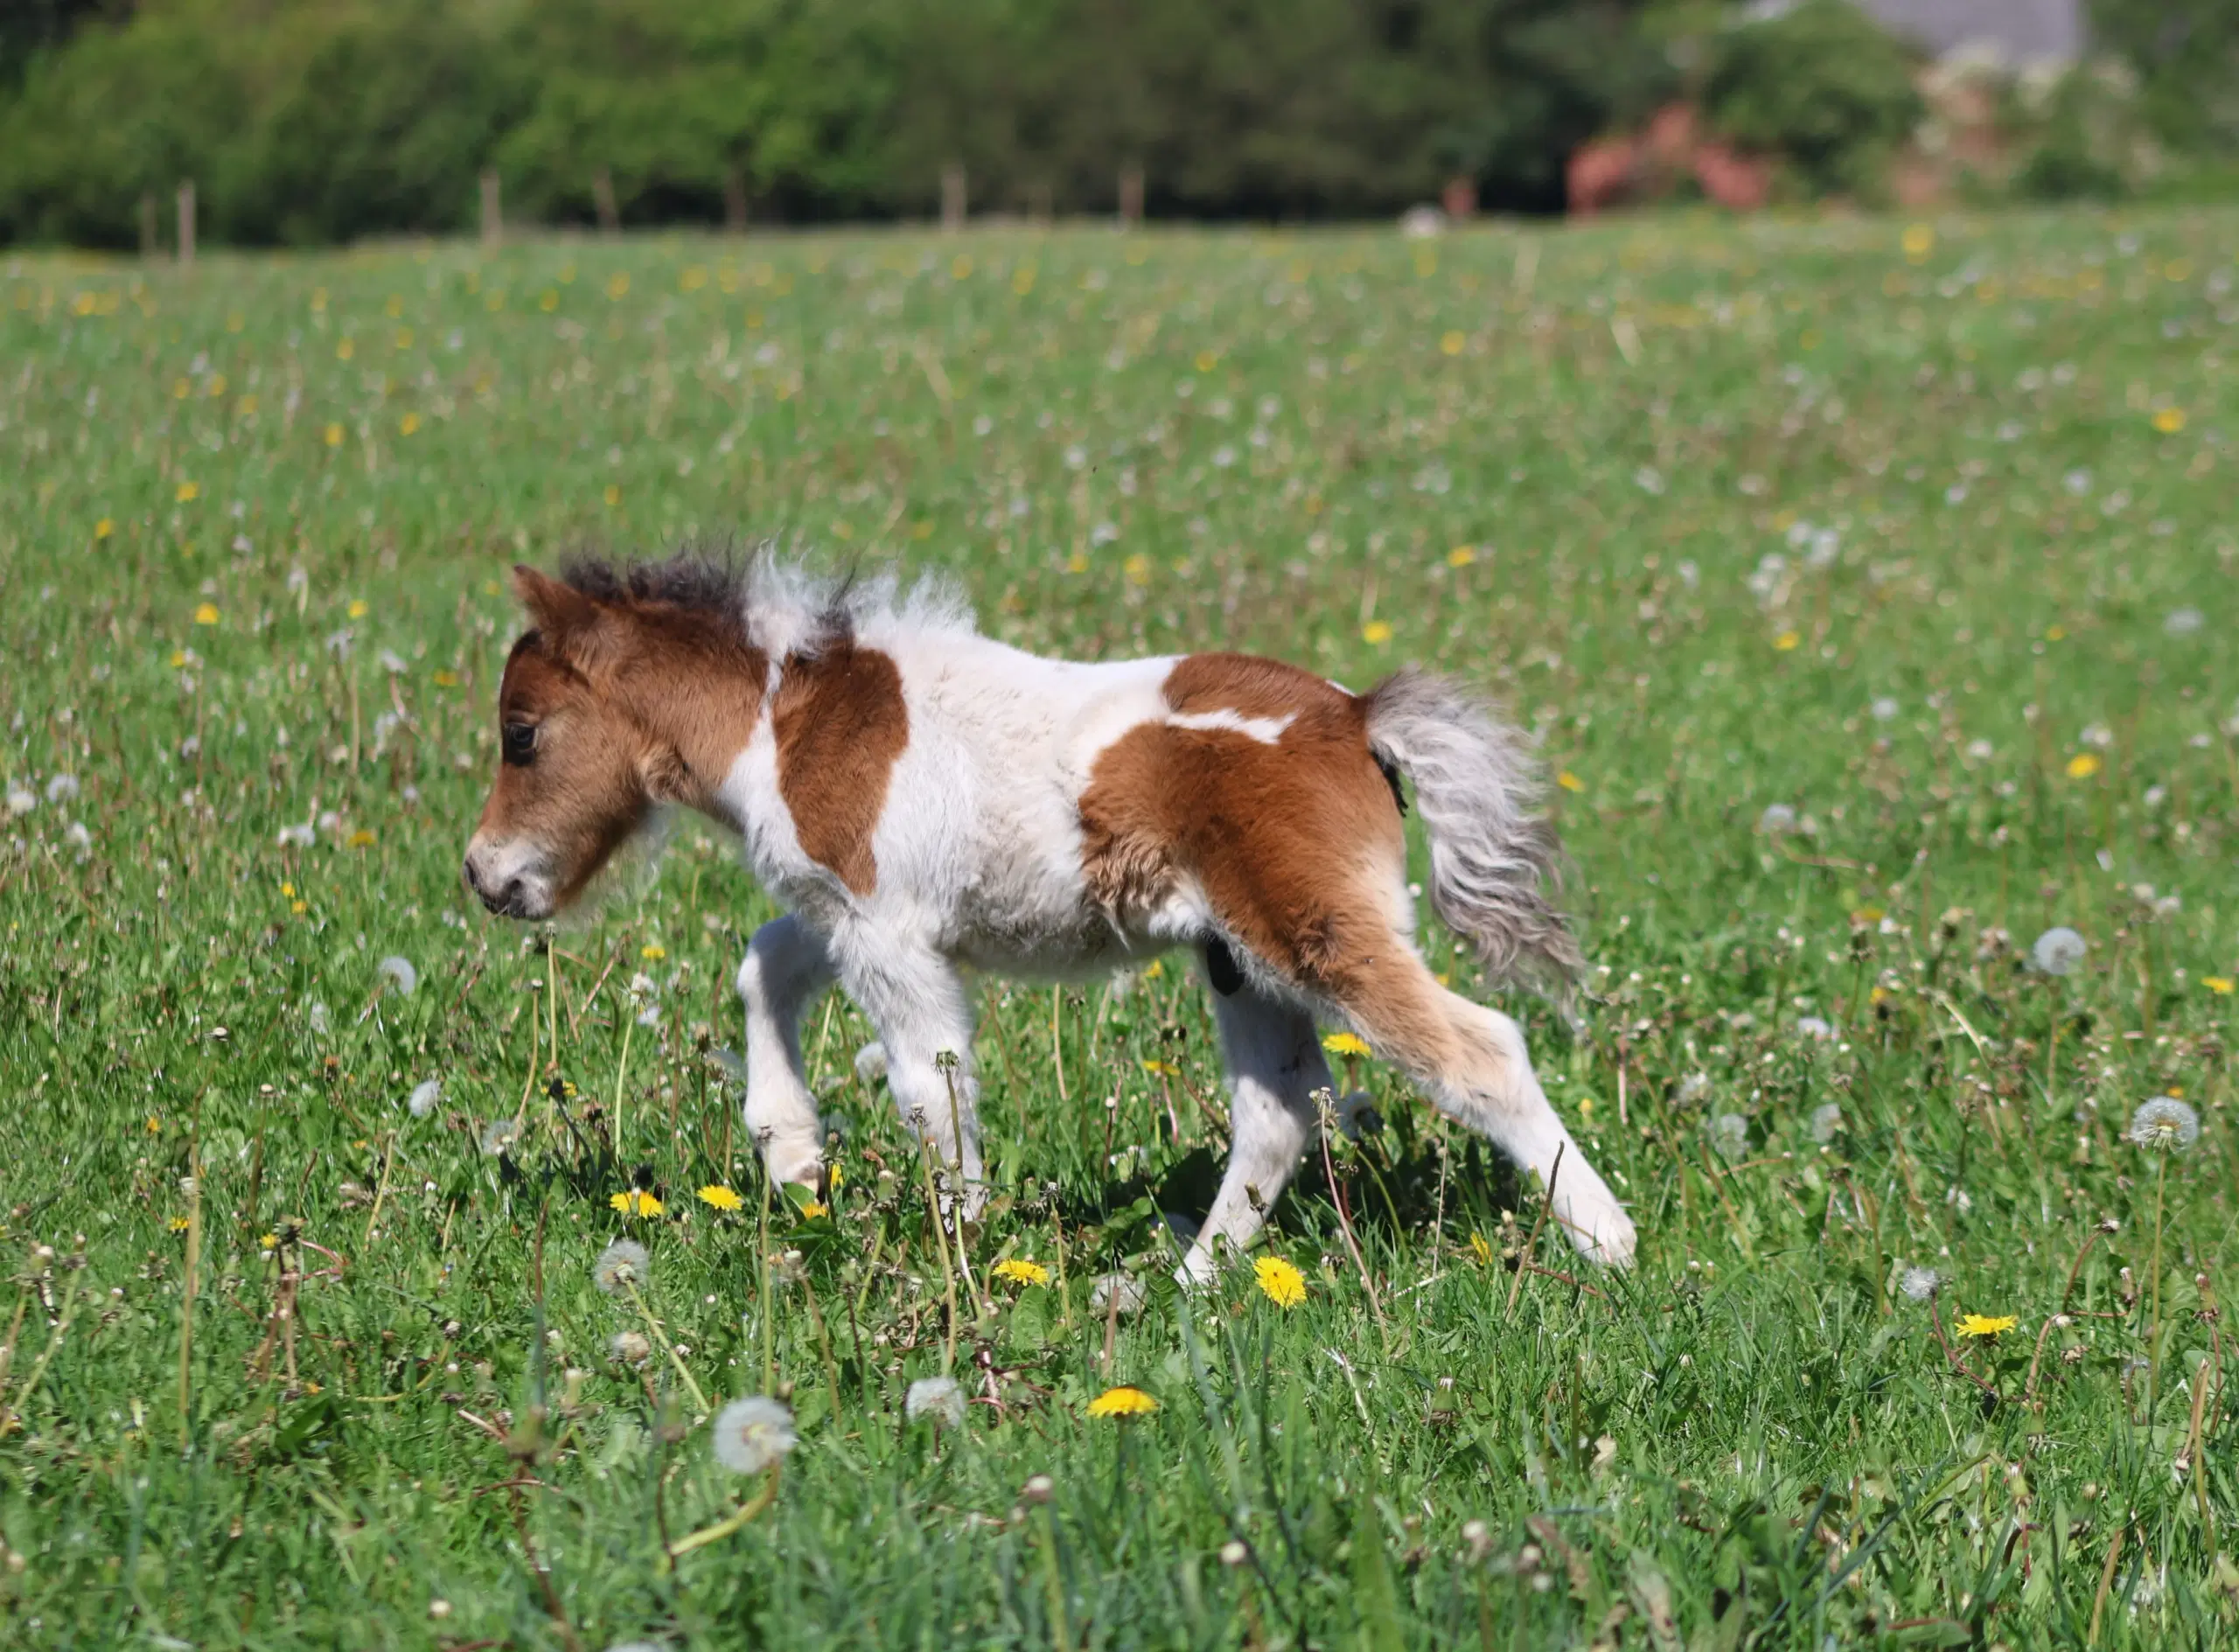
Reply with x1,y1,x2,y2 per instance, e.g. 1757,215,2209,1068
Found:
480,171,502,248
939,163,966,233
722,166,749,234
176,179,196,268
1119,164,1144,228
591,166,620,234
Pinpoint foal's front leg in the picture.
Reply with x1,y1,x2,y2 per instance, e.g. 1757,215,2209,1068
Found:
736,915,838,1188
841,941,987,1202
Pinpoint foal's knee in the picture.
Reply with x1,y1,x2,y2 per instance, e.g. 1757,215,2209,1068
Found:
736,917,799,1013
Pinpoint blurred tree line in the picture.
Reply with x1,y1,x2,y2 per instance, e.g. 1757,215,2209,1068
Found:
0,0,1668,245
2,1,2236,247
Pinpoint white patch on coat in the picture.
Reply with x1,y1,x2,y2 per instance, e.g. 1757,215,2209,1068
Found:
1166,708,1294,743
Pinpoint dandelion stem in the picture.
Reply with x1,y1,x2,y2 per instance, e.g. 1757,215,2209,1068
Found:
1316,1093,1387,1349
1036,1501,1073,1652
2147,1149,2167,1405
613,1008,635,1168
0,1266,81,1439
666,1465,781,1564
917,1131,962,1376
623,1279,709,1418
1050,987,1068,1103
178,1147,203,1448
758,1168,776,1393
798,1271,844,1425
1505,1142,1560,1322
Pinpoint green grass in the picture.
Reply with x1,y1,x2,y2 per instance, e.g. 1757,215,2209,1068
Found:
1,206,2236,1649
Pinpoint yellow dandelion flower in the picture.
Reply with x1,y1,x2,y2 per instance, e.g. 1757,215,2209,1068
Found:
259,1232,279,1251
2152,408,2186,435
994,1258,1051,1286
1957,1313,2016,1338
399,412,420,436
2045,624,2066,640
1468,1231,1494,1266
2205,977,2234,995
1322,1031,1371,1058
193,603,220,625
610,1189,665,1217
1361,620,1393,645
697,1184,744,1212
146,1115,162,1134
1774,631,1800,652
1253,1255,1307,1308
432,669,458,687
324,422,345,448
1851,905,1886,924
828,1165,846,1189
1440,330,1466,357
1557,770,1585,793
336,338,354,360
175,481,199,503
1447,545,1477,568
94,517,114,540
347,599,367,618
640,943,666,960
168,1216,191,1233
603,484,622,507
345,829,375,849
1194,349,1218,373
2065,753,2101,779
799,1200,829,1219
606,273,631,301
1086,1384,1159,1418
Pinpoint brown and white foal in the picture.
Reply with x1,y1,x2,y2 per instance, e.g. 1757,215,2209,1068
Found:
464,557,1635,1280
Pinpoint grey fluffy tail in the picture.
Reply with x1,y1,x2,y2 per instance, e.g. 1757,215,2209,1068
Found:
1363,669,1583,993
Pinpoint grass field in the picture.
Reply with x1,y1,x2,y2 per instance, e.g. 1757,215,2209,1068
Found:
1,205,2236,1649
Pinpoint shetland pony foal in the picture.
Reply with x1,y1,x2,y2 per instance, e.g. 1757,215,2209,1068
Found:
464,558,1635,1279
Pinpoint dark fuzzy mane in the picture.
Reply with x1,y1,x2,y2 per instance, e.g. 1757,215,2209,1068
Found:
559,549,749,617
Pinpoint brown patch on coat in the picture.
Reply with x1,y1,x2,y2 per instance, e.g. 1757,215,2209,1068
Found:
771,639,909,895
1079,652,1405,998
472,569,767,907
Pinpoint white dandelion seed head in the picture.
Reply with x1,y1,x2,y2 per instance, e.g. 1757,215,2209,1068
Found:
854,1041,889,1084
1709,1113,1749,1161
1809,1103,1844,1144
65,820,92,851
627,972,658,1000
2080,722,2114,749
1676,1072,1711,1107
2032,926,2087,976
375,955,418,995
45,773,80,803
478,1117,520,1156
608,1329,652,1364
378,649,408,674
711,1395,797,1474
1759,802,1798,835
407,1079,441,1118
277,821,316,849
2126,1097,2201,1153
4,785,35,818
904,1375,966,1428
1870,697,1899,722
593,1238,651,1294
1899,1266,1940,1302
307,1000,331,1038
2164,607,2203,637
1796,1015,1835,1042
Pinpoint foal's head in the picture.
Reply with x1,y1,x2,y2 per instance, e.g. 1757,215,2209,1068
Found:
461,568,670,919
465,563,764,919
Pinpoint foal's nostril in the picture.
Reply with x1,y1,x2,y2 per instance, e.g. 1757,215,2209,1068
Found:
462,857,483,895
499,878,525,913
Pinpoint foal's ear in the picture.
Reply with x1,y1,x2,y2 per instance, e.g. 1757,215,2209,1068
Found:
512,566,603,647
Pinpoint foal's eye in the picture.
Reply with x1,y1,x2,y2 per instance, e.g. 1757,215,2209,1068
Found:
502,722,538,766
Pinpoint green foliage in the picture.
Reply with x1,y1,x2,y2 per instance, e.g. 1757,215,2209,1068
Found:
2010,62,2157,204
1,207,2236,1643
1701,0,1923,198
2090,0,2239,155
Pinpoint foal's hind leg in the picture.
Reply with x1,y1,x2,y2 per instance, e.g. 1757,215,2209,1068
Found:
1175,969,1334,1286
1344,952,1634,1265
